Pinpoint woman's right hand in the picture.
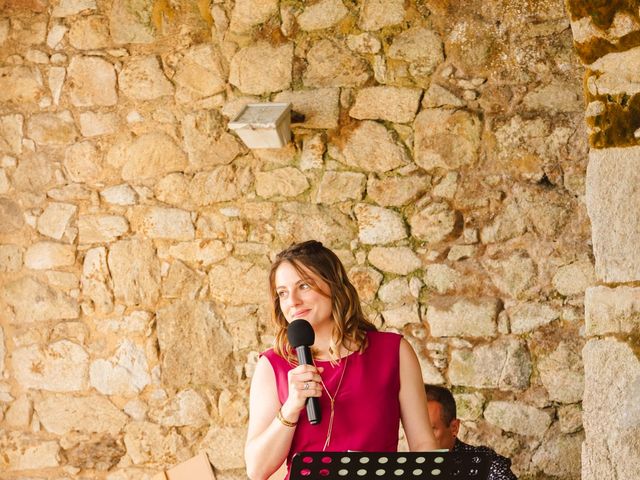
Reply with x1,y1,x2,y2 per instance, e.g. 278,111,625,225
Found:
281,364,324,419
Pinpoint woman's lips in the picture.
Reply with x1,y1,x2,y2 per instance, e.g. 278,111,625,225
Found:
293,309,310,319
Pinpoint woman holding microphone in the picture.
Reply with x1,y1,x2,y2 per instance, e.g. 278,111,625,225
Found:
244,240,437,480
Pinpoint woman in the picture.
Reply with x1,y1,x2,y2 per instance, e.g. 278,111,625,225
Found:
245,240,437,480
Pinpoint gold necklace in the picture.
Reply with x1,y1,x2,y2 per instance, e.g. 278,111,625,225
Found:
318,354,349,451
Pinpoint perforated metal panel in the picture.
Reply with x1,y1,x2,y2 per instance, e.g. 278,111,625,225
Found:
290,451,489,480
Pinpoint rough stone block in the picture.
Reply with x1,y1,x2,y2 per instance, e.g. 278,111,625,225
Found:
1,276,78,323
531,427,584,478
78,214,129,244
508,302,561,334
350,86,422,123
108,239,160,308
12,340,88,392
129,206,195,241
582,339,640,480
67,56,117,107
409,200,458,244
109,0,154,44
194,166,249,206
79,111,118,137
27,111,78,145
275,202,354,247
208,257,269,306
449,338,531,390
118,55,174,101
0,66,44,103
426,297,500,338
382,303,420,328
34,394,127,435
24,241,75,270
585,285,640,335
201,426,247,470
316,171,365,204
414,108,481,171
0,113,23,155
538,341,584,404
229,0,278,33
120,132,188,184
484,400,553,437
367,173,429,207
174,45,227,104
149,389,209,427
587,146,640,282
354,203,407,245
0,432,60,470
303,39,370,88
0,244,22,272
482,250,537,299
37,202,77,240
338,121,409,173
358,0,404,31
349,266,383,303
274,88,340,129
255,167,309,199
156,300,234,388
123,421,186,465
68,15,109,50
90,339,150,396
368,246,421,275
297,0,348,31
51,0,96,17
388,27,443,75
552,258,595,297
230,43,293,95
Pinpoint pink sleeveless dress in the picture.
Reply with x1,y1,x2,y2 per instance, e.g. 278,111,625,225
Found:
262,331,402,473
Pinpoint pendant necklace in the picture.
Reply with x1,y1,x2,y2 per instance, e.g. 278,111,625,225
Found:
319,354,349,451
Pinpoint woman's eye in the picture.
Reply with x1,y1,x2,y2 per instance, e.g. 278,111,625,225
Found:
277,291,287,298
300,283,310,290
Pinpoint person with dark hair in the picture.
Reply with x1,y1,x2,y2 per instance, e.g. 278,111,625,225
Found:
425,384,518,480
244,240,438,480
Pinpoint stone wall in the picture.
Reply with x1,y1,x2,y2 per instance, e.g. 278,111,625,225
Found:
564,1,640,479
0,0,591,479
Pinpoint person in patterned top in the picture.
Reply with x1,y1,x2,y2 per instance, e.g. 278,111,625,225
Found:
425,384,517,480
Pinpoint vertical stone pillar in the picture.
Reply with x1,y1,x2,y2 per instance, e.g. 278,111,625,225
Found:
564,2,640,478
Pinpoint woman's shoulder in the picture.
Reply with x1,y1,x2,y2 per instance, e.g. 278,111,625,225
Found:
365,330,403,350
260,348,292,369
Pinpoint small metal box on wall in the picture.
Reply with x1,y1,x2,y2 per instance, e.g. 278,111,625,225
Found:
228,102,292,149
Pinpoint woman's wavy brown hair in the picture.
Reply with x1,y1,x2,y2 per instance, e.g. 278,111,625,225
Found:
269,240,377,364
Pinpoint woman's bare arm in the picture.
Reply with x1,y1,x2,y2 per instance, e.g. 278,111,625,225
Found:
398,338,438,451
244,356,322,480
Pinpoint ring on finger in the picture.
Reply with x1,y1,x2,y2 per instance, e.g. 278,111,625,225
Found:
303,382,310,390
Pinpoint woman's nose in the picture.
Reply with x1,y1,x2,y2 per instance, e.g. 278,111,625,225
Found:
288,289,302,306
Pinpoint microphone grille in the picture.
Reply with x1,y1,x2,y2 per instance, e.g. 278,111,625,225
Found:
287,319,315,348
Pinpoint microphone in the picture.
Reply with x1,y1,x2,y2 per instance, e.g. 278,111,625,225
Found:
287,319,321,425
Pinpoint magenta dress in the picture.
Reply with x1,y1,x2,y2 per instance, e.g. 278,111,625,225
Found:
262,331,402,473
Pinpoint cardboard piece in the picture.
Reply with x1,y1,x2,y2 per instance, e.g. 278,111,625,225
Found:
151,452,216,480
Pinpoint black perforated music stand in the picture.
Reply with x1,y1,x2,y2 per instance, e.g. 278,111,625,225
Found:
290,451,490,480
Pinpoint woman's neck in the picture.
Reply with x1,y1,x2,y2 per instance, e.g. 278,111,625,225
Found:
312,339,351,361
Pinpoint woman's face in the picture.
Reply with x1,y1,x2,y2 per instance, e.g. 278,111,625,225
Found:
274,260,333,328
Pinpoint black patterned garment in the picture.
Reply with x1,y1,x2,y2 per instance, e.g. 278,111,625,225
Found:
453,439,518,480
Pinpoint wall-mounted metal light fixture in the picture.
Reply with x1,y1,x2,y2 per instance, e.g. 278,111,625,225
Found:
228,102,292,149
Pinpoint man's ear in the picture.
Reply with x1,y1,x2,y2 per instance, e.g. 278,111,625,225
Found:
451,418,461,438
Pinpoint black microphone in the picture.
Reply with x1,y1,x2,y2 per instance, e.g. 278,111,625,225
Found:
287,319,321,425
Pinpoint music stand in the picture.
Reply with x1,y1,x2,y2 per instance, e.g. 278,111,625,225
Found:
290,451,490,480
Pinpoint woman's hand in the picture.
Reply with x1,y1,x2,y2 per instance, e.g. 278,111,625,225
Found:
280,363,324,420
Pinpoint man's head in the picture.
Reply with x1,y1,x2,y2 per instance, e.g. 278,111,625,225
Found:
425,384,460,450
